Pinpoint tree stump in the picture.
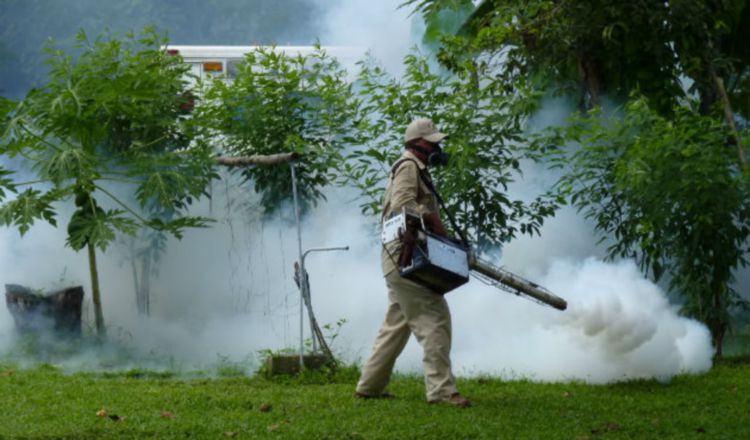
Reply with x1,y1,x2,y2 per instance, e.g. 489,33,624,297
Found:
4,284,84,335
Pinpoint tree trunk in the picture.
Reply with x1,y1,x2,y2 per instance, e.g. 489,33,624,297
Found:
130,251,143,315
4,284,84,335
713,326,725,359
577,53,601,110
139,252,151,316
711,288,726,359
87,242,106,337
131,249,153,316
700,25,747,169
709,265,731,360
710,69,747,169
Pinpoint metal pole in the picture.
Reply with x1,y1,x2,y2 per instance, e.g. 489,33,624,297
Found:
301,246,349,354
305,269,317,353
290,162,305,370
295,263,315,353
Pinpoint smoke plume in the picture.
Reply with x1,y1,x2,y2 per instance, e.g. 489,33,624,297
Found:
0,180,715,382
0,1,719,382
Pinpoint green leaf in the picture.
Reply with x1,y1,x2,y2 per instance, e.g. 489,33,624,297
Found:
34,143,97,184
0,188,60,235
145,216,214,239
0,168,17,200
67,201,138,251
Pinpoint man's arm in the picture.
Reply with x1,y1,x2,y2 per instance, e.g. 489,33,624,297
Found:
422,212,448,237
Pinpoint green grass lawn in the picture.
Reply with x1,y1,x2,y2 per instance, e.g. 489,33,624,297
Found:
1,358,749,440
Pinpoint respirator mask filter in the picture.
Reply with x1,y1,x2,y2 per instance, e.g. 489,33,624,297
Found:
412,143,450,167
427,146,450,167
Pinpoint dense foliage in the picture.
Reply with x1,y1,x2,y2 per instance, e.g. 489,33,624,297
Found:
545,97,750,353
345,54,560,248
408,0,750,117
404,0,750,356
198,46,358,213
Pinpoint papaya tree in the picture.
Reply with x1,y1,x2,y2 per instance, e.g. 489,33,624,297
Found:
0,28,215,336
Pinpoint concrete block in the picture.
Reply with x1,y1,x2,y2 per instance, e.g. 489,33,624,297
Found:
266,353,329,376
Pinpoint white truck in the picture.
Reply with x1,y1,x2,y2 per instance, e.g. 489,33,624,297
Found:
166,45,363,82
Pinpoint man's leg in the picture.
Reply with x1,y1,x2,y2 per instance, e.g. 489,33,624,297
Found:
356,282,411,396
386,272,458,402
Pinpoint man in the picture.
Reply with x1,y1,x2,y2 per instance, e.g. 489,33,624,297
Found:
355,118,471,408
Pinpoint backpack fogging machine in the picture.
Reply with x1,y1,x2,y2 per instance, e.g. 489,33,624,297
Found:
382,209,567,310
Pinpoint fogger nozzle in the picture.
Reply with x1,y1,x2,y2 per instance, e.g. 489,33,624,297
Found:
469,254,568,311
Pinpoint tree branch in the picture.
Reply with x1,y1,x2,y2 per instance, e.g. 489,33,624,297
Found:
214,152,299,167
711,70,747,169
703,23,746,170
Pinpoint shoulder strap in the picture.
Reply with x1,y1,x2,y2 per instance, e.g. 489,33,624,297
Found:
389,158,469,247
390,158,421,178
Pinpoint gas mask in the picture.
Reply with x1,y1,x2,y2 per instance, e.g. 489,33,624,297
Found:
412,144,450,167
427,145,450,167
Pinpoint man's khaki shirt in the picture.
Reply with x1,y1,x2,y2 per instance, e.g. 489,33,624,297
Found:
381,151,440,276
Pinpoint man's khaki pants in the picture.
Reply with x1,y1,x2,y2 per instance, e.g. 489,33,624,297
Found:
356,270,458,401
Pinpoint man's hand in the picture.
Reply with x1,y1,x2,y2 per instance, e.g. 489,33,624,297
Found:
423,212,448,237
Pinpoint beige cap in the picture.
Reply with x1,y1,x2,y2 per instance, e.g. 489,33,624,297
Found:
404,118,448,144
